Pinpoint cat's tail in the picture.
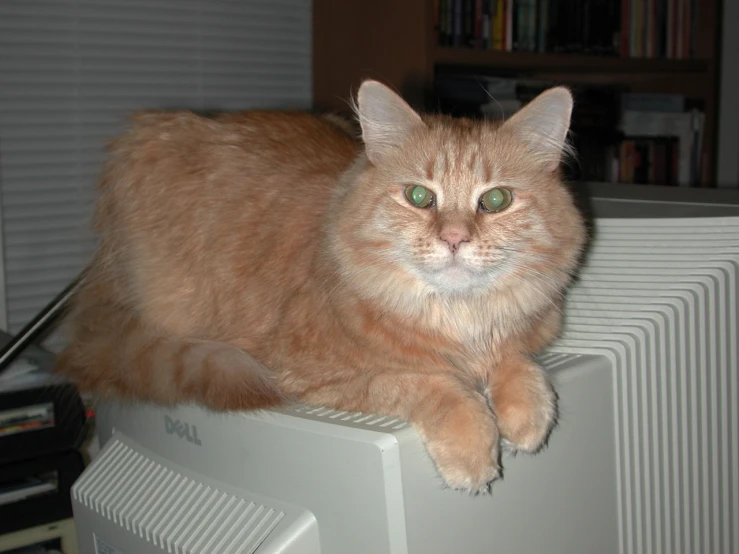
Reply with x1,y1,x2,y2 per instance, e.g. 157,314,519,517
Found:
55,292,286,412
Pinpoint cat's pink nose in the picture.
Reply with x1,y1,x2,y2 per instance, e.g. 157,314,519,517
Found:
440,229,470,254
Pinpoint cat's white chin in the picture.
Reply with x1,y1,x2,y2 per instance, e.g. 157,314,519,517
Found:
422,264,494,294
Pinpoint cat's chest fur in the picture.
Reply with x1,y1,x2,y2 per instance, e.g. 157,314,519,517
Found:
272,281,518,381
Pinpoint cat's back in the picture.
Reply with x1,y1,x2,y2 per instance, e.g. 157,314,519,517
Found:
99,108,359,245
96,109,359,336
105,108,358,196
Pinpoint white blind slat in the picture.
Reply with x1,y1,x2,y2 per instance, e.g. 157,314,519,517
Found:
6,231,92,248
0,0,312,342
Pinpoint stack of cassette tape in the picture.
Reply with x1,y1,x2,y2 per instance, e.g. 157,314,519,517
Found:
0,333,86,553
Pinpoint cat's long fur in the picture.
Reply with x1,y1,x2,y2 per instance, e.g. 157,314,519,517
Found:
56,81,586,491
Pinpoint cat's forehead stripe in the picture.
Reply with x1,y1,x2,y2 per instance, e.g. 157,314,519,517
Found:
482,156,494,183
432,150,447,180
425,155,435,180
435,147,496,183
466,150,477,172
473,149,494,183
423,140,504,192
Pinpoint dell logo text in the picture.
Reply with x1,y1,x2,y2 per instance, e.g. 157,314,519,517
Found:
164,415,202,446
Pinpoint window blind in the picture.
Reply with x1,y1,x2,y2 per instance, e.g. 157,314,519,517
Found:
0,0,312,341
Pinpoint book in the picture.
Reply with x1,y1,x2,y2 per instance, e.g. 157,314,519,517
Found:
620,109,704,186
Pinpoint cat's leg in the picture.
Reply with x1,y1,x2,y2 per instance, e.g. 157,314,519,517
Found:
487,355,557,453
523,303,564,354
294,372,500,492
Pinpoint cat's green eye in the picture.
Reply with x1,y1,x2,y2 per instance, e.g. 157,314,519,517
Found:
479,187,513,213
404,185,435,209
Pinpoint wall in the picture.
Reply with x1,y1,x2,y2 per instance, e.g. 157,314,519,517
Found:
0,0,312,338
717,0,739,188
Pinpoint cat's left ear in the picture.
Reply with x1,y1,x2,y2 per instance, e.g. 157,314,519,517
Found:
355,80,426,165
502,86,574,172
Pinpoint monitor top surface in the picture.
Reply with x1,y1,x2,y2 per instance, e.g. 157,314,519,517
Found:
576,182,739,219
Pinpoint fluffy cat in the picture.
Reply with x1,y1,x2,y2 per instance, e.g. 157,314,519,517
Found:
56,80,586,492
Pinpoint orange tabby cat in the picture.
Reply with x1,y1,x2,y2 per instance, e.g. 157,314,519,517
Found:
56,80,586,492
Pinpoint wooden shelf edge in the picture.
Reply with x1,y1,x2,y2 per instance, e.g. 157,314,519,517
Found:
434,47,710,74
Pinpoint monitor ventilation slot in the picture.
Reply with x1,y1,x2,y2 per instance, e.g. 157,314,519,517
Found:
72,438,284,554
553,216,739,554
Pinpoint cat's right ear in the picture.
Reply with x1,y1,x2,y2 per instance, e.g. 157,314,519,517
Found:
355,80,425,165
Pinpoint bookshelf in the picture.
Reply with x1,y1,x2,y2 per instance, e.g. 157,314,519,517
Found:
433,47,710,73
313,0,723,186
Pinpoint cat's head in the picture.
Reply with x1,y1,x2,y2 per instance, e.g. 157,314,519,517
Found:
329,80,586,318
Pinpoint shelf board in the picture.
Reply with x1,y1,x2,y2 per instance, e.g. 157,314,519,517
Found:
434,47,710,74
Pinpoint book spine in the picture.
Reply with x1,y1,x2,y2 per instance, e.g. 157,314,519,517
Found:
492,0,505,50
621,0,631,56
505,0,513,51
453,0,463,46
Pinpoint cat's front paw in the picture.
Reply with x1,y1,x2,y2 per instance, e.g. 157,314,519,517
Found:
495,372,557,453
421,406,501,493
